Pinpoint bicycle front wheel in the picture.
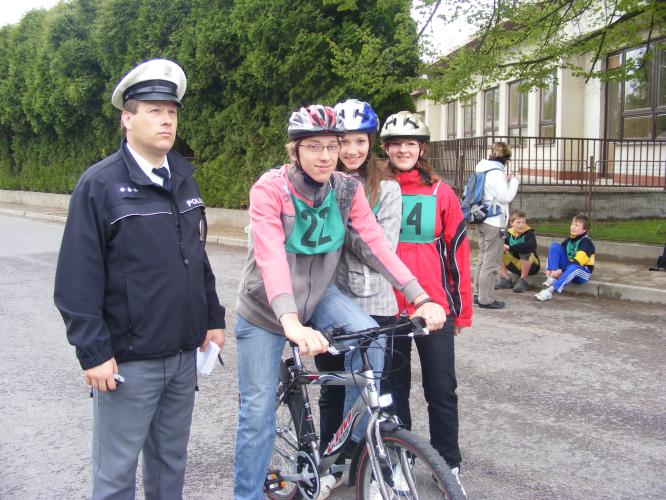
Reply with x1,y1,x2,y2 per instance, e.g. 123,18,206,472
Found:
356,428,466,500
266,389,302,499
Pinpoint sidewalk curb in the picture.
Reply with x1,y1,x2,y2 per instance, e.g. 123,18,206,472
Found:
3,206,664,306
523,275,666,305
207,234,248,248
0,207,67,223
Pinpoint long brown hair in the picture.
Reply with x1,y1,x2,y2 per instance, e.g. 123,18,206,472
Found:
384,140,440,186
338,134,392,207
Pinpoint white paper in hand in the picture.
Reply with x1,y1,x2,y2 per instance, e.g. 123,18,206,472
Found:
197,341,220,375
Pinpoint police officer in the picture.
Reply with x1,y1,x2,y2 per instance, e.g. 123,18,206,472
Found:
54,59,226,499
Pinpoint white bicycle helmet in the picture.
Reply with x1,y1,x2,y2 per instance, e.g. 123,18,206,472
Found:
333,99,379,134
380,111,430,143
288,105,345,140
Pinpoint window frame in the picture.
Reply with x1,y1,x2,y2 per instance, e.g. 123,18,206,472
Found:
463,98,476,137
539,76,557,143
508,80,528,140
605,38,666,141
483,87,499,136
446,101,457,139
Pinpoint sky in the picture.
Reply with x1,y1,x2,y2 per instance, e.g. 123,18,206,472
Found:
0,0,61,27
0,0,475,56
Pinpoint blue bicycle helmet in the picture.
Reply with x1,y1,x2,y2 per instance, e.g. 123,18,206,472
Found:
334,99,379,134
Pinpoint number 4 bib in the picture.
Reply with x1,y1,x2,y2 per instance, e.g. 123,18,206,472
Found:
399,182,440,244
285,190,345,255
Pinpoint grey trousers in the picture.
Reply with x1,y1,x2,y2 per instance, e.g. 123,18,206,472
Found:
474,222,504,305
91,352,196,500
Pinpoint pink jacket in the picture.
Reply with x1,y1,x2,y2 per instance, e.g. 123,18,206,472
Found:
236,164,425,334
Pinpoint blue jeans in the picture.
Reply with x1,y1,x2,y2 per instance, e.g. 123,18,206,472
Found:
233,283,381,500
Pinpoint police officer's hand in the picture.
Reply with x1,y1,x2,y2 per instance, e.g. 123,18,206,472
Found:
84,358,119,392
201,328,225,352
412,298,446,331
280,313,329,356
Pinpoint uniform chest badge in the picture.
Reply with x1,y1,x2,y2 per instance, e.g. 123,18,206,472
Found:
115,183,144,199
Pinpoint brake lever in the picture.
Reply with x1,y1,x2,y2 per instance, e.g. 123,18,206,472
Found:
322,331,353,355
409,317,430,337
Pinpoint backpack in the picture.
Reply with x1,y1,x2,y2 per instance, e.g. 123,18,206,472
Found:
460,168,502,224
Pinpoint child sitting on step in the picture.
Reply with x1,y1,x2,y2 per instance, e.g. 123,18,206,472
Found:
536,214,595,301
496,209,540,293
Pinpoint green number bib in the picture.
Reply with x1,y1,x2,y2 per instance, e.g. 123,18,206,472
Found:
399,194,437,243
285,190,345,255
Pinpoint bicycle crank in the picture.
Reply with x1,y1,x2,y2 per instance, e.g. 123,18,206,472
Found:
295,451,320,499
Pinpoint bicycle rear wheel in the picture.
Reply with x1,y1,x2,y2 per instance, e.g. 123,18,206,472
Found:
356,428,466,500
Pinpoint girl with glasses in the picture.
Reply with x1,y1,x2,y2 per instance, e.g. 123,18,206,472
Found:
380,110,473,486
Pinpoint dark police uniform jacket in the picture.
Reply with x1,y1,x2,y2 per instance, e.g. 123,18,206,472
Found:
54,140,226,370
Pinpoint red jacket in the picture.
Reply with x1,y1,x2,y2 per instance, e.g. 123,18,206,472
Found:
394,169,473,328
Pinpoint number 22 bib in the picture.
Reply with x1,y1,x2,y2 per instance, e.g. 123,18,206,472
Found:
285,190,345,255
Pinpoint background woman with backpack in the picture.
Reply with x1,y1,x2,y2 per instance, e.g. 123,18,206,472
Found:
379,110,472,487
473,142,520,309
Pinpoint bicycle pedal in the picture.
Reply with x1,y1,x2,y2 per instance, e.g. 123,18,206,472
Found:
265,470,286,492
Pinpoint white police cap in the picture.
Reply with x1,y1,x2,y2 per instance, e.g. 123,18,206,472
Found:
111,58,187,110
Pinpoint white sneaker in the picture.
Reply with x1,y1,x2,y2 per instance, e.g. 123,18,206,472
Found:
542,276,555,287
319,474,344,499
535,288,553,301
450,467,468,498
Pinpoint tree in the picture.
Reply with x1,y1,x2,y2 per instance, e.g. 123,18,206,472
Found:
0,0,421,207
415,0,666,102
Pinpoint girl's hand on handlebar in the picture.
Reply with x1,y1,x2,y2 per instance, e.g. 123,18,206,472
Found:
413,301,446,331
280,313,329,356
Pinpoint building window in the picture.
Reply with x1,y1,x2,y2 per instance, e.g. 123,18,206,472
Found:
483,87,499,136
539,77,557,142
606,40,666,140
447,101,457,138
463,98,476,137
508,80,528,139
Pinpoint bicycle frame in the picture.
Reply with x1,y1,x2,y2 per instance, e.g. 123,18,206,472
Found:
276,335,400,491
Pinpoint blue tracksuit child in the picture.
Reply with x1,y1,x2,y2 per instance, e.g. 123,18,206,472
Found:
536,215,595,301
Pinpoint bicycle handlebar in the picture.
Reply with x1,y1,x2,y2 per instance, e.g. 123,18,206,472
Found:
322,316,429,356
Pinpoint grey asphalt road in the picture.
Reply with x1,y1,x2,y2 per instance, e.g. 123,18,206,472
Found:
0,213,664,499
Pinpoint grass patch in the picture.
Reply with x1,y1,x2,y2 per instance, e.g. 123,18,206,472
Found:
533,218,666,245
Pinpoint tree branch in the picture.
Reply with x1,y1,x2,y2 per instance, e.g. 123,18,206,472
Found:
418,0,442,40
495,8,645,69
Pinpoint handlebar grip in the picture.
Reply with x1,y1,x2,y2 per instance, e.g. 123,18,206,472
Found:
322,331,352,355
410,316,427,328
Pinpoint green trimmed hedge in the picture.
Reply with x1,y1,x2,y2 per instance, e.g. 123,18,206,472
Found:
0,0,419,208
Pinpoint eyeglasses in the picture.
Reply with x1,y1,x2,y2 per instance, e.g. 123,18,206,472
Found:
299,143,341,153
387,141,421,150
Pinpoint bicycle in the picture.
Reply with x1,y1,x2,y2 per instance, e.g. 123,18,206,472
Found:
264,316,466,499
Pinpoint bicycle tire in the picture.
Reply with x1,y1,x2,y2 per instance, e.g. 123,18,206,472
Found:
267,359,313,499
355,428,466,500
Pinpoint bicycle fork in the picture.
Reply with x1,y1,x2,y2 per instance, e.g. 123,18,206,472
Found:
365,410,419,499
